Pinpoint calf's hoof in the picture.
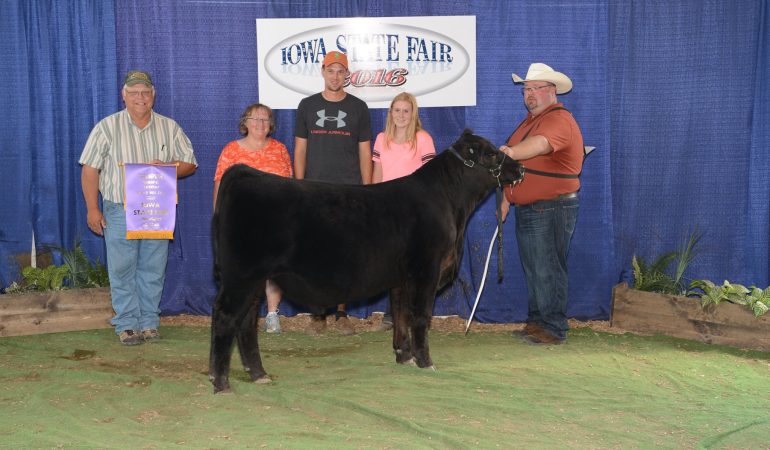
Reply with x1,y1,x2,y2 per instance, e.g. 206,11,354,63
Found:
253,374,272,384
397,356,417,366
416,360,436,370
210,375,231,394
394,349,414,365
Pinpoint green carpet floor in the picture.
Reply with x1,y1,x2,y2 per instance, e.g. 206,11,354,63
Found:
1,326,768,448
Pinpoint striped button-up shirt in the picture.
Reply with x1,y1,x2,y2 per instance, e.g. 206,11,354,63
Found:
79,109,197,203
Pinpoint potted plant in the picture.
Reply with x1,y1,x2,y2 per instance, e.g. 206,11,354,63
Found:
688,280,770,317
1,242,112,337
611,230,770,351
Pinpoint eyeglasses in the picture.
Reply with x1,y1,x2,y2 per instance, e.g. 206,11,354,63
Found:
125,90,153,98
521,84,554,94
246,117,270,124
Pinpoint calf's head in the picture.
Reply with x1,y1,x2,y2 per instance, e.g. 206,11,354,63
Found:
451,129,524,186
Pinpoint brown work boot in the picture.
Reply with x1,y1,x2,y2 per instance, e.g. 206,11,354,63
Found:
522,327,565,346
513,321,545,337
305,314,327,336
334,315,356,336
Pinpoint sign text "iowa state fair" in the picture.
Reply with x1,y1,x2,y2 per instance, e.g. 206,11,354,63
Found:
257,16,476,109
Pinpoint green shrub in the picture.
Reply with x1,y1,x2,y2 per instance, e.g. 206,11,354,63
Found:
3,241,109,293
688,280,770,317
632,229,701,295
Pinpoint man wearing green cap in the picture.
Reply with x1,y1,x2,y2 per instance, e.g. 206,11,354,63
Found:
79,70,198,345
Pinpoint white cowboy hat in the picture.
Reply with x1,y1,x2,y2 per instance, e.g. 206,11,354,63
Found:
512,63,573,94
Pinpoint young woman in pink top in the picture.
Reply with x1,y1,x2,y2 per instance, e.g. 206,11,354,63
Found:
372,93,436,328
372,92,436,183
213,103,292,333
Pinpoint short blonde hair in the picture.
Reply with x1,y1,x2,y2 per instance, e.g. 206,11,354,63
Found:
238,103,275,136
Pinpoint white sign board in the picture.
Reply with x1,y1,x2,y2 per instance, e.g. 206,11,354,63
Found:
256,16,476,109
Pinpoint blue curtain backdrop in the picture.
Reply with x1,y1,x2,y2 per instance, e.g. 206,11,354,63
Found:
1,0,768,324
0,1,117,283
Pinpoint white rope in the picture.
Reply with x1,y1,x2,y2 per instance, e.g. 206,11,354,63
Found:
464,226,499,334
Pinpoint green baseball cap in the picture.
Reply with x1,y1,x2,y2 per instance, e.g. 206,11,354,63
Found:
124,70,154,87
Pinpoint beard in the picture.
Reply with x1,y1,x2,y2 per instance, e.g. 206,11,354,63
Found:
525,98,537,111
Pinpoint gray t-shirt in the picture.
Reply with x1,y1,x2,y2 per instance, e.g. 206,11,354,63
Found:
294,92,371,184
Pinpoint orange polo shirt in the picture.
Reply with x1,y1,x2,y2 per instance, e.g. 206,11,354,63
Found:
506,103,583,205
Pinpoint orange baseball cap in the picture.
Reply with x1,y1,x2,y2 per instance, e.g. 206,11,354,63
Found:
322,51,349,70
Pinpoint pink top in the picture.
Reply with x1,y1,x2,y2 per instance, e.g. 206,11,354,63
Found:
372,130,436,181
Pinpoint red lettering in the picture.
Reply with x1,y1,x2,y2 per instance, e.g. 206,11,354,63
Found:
385,69,408,86
347,68,408,88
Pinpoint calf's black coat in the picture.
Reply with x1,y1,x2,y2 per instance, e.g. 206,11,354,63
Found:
209,130,524,393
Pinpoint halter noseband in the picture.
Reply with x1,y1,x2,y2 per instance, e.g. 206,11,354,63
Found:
447,145,507,187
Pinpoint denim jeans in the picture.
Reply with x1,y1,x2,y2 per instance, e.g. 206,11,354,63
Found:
514,195,579,339
103,201,169,334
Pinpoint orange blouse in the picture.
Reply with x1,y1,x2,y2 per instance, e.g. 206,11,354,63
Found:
214,138,293,181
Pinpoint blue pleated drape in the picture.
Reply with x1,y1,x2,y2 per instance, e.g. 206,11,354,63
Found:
609,0,769,286
0,0,117,286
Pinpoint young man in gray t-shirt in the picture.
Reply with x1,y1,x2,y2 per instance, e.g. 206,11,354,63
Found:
293,50,372,335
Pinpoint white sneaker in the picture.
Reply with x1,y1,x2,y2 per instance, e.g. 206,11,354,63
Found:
265,312,281,334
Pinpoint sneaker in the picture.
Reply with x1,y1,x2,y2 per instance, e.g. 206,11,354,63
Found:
140,328,161,342
265,312,281,334
119,330,142,346
334,315,356,336
305,314,327,336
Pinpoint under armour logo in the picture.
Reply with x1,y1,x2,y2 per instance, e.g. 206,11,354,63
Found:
316,109,347,128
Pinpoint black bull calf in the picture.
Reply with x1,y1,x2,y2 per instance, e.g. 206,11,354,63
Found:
209,130,524,393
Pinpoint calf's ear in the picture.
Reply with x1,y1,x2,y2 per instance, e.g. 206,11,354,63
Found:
462,128,474,138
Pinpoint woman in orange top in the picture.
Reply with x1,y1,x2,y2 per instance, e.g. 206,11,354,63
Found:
214,103,293,333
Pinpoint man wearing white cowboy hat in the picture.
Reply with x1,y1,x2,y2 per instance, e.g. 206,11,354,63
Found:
498,62,584,345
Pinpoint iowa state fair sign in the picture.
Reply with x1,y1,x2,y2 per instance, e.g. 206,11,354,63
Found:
256,16,476,109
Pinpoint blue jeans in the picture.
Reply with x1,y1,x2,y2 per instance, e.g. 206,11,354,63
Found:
514,195,579,339
103,201,169,334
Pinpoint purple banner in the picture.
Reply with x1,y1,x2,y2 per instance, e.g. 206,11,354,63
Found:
123,164,177,239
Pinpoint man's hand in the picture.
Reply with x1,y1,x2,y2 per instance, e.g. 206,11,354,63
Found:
87,209,107,236
498,198,511,222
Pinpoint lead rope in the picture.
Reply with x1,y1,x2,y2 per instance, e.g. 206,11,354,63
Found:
466,166,507,334
495,185,504,283
465,225,499,334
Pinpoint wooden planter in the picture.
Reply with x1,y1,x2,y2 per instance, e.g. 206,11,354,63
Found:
611,282,770,352
0,287,112,337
